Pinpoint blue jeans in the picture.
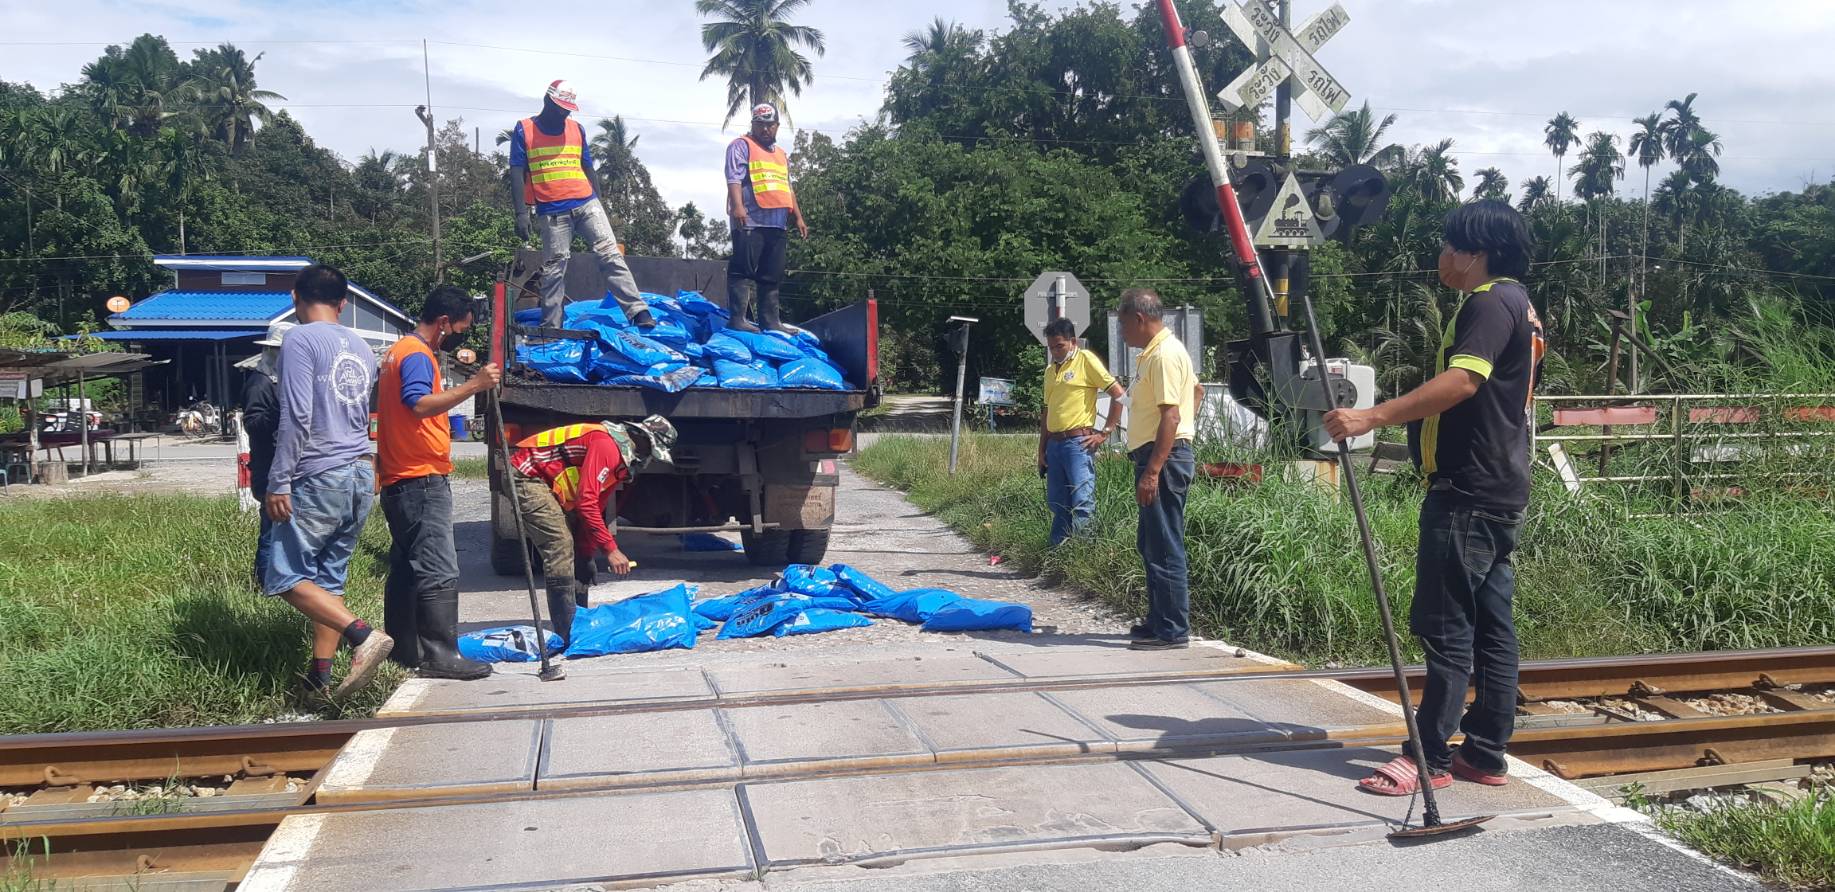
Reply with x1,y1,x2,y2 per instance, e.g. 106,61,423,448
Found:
1045,437,1097,546
1133,442,1195,641
1408,491,1523,774
263,460,375,597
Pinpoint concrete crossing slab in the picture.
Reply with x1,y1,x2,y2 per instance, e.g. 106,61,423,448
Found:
240,788,753,891
1193,678,1402,733
740,761,1210,867
725,699,932,777
1046,684,1283,752
316,721,541,804
1137,747,1584,847
977,643,1280,681
376,666,715,718
704,654,1018,698
541,710,740,790
888,692,1114,762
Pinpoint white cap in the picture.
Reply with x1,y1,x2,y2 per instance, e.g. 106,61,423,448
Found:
253,320,295,348
751,102,779,123
546,79,580,112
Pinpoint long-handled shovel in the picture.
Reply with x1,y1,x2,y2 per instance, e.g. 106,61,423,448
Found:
1296,294,1488,841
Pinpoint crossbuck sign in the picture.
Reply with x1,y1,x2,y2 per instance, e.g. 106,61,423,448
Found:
1216,1,1352,122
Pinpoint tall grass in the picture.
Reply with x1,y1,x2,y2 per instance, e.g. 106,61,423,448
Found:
0,494,399,733
1658,792,1835,889
854,434,1835,664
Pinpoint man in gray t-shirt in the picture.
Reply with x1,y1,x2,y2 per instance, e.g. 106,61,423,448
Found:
262,264,394,699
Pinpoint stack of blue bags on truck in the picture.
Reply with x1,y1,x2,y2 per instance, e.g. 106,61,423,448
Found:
456,566,1032,663
513,291,852,392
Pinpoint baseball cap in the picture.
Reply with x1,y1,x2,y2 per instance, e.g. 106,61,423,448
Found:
253,320,295,348
545,79,580,112
751,102,779,123
623,415,678,467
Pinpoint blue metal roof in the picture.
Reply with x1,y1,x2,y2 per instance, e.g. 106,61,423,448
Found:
111,291,292,323
154,255,313,272
82,329,265,342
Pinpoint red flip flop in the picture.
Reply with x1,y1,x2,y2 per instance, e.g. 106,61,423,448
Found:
1357,756,1452,797
1451,751,1509,786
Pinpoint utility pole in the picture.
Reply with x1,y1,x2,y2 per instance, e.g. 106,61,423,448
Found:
945,316,978,474
418,40,444,283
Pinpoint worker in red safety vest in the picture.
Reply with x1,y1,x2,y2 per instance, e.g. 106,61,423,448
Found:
510,79,654,333
507,415,677,646
724,102,808,333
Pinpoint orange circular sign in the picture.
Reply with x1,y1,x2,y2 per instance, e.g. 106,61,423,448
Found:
455,348,477,365
106,296,131,313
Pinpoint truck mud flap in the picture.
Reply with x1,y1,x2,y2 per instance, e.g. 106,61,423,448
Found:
764,484,835,531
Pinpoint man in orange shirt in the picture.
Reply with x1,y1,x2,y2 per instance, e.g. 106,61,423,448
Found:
508,415,675,648
376,286,501,679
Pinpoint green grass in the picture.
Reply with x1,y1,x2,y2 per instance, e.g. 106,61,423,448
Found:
853,434,1835,665
1659,792,1835,889
0,494,400,734
452,456,488,480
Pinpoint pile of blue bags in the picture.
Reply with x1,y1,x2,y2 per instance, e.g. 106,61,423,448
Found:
513,291,852,392
456,567,1032,663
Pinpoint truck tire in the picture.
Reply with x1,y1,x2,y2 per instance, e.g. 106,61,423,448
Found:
786,529,830,565
741,529,792,567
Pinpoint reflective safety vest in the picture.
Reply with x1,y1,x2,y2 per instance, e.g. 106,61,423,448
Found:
741,135,795,209
515,423,597,509
521,117,593,205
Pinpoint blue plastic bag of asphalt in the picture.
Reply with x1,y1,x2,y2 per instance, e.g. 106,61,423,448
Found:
778,564,840,596
514,307,542,326
572,299,630,328
680,532,743,553
722,329,803,363
703,333,754,364
715,359,780,389
861,588,965,624
565,584,698,656
832,564,897,603
676,291,730,325
457,625,564,662
778,357,849,390
921,598,1035,633
717,596,809,639
601,328,685,370
773,608,873,637
516,338,596,383
606,364,704,393
692,585,779,622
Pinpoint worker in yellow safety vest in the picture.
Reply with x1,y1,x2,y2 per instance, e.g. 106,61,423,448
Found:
510,79,654,332
724,103,808,333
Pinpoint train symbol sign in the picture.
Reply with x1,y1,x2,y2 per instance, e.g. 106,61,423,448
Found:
1253,171,1324,248
1216,1,1352,122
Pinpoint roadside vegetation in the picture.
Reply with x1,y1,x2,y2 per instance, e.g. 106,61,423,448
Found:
1657,792,1835,889
854,430,1835,666
0,494,399,734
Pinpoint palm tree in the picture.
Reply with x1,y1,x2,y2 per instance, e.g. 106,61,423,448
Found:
1569,131,1624,202
1402,139,1463,203
590,116,640,185
1660,92,1702,161
1473,167,1509,201
1677,127,1723,182
187,44,284,153
1544,111,1580,201
902,17,973,70
1304,100,1405,169
1627,112,1665,305
696,0,827,128
79,34,191,138
1517,176,1553,213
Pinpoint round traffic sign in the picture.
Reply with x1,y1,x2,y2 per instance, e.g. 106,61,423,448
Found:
106,296,131,313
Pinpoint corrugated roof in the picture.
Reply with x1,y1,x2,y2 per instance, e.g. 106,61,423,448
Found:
84,329,265,342
111,291,292,323
154,255,312,272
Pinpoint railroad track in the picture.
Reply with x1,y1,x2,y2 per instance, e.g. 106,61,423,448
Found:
4,645,1832,888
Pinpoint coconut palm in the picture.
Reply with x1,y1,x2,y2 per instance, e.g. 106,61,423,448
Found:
187,44,284,153
1544,111,1580,201
1660,92,1702,160
79,34,191,138
1517,176,1553,213
1304,100,1405,169
589,116,641,192
1473,167,1509,201
1627,112,1665,299
902,17,977,70
696,0,827,128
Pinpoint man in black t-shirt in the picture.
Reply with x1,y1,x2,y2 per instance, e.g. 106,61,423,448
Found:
1325,199,1540,796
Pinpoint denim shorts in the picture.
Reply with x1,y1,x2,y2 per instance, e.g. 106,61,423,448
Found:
263,460,376,598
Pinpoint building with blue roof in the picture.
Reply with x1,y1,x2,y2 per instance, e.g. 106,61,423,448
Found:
96,256,413,415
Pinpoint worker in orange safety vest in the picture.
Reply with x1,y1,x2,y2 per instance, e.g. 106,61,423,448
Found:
724,102,808,333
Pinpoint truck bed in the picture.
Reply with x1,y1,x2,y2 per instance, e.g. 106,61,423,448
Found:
500,380,867,419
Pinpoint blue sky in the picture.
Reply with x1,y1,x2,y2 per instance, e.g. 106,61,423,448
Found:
4,0,1833,225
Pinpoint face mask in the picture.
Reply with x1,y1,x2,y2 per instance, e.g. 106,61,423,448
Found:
438,326,467,352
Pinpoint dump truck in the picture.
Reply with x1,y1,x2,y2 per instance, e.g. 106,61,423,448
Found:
485,251,879,573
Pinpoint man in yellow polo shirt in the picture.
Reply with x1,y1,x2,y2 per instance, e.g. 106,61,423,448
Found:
1119,288,1197,650
1037,317,1125,546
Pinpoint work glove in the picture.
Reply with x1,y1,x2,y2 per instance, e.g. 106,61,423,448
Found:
514,212,531,241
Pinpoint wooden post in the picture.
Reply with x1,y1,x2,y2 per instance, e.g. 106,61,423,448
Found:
78,370,89,477
1597,317,1623,477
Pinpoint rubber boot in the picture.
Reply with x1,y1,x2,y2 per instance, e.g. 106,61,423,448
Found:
415,587,492,681
726,280,760,333
544,576,578,652
759,286,790,333
383,576,419,669
573,555,597,609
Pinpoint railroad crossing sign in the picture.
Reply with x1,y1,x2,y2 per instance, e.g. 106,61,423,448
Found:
1023,270,1091,346
1253,171,1324,248
1216,1,1352,122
